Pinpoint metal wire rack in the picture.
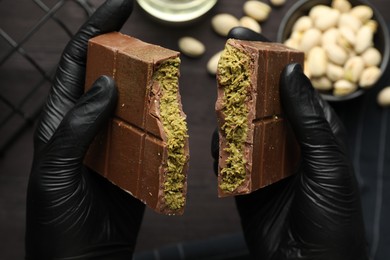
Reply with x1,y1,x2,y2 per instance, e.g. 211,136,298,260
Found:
0,0,97,155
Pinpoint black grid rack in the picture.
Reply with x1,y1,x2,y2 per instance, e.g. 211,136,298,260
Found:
0,0,97,156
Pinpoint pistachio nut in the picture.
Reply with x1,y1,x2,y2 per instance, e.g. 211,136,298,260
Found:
355,25,374,53
338,13,362,32
324,43,348,65
207,50,223,75
359,66,381,88
239,16,261,33
270,0,286,7
309,5,332,20
326,63,344,82
307,46,328,77
331,0,352,13
344,56,365,83
361,47,382,67
311,76,333,91
321,28,340,46
211,13,240,37
333,79,358,96
178,37,205,58
314,9,340,31
350,5,373,23
292,16,313,32
243,1,271,22
299,28,322,54
377,86,390,107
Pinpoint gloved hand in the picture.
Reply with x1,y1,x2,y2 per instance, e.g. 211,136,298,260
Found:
25,0,145,259
211,27,369,260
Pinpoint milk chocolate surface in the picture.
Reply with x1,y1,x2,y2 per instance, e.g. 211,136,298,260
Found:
216,39,303,197
84,32,189,215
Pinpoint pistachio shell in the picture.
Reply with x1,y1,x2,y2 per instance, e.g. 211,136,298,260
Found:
239,16,261,33
333,79,358,96
324,43,348,65
299,28,322,54
309,5,332,20
211,13,240,37
178,37,205,58
377,86,390,107
331,0,352,13
359,66,381,88
270,0,286,7
307,46,328,77
327,63,344,81
314,9,340,31
338,13,362,32
344,56,365,83
338,26,356,48
207,50,223,75
361,47,382,67
311,76,333,91
350,5,373,23
292,16,313,32
243,1,271,22
355,25,373,53
321,28,340,46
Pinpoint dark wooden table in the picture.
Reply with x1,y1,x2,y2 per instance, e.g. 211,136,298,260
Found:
1,0,389,259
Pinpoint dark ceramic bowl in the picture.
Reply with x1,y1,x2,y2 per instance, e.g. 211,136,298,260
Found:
277,0,390,102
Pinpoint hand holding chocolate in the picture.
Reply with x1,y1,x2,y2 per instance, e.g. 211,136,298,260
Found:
215,38,302,196
84,32,189,215
217,27,368,260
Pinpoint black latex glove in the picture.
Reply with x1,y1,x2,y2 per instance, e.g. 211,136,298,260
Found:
211,27,369,259
25,0,145,259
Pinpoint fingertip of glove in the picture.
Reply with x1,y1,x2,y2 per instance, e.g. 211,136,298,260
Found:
105,0,134,13
91,0,134,33
280,63,309,102
227,27,270,42
85,75,118,110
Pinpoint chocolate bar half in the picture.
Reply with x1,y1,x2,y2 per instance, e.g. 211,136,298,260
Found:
84,32,189,215
215,39,303,197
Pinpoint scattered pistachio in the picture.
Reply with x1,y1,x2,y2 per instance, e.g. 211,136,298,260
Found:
243,1,271,22
270,0,286,7
207,50,223,75
377,86,390,107
211,13,240,37
178,37,205,58
239,16,261,33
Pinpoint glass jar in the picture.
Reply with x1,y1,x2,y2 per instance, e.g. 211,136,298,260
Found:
137,0,218,24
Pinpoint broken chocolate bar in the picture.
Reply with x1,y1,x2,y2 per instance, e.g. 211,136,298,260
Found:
84,32,189,215
215,39,303,197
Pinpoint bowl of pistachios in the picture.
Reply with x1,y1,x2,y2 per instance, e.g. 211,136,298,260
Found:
277,0,390,101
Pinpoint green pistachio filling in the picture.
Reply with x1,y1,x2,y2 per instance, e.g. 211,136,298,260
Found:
154,57,188,210
218,44,251,192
